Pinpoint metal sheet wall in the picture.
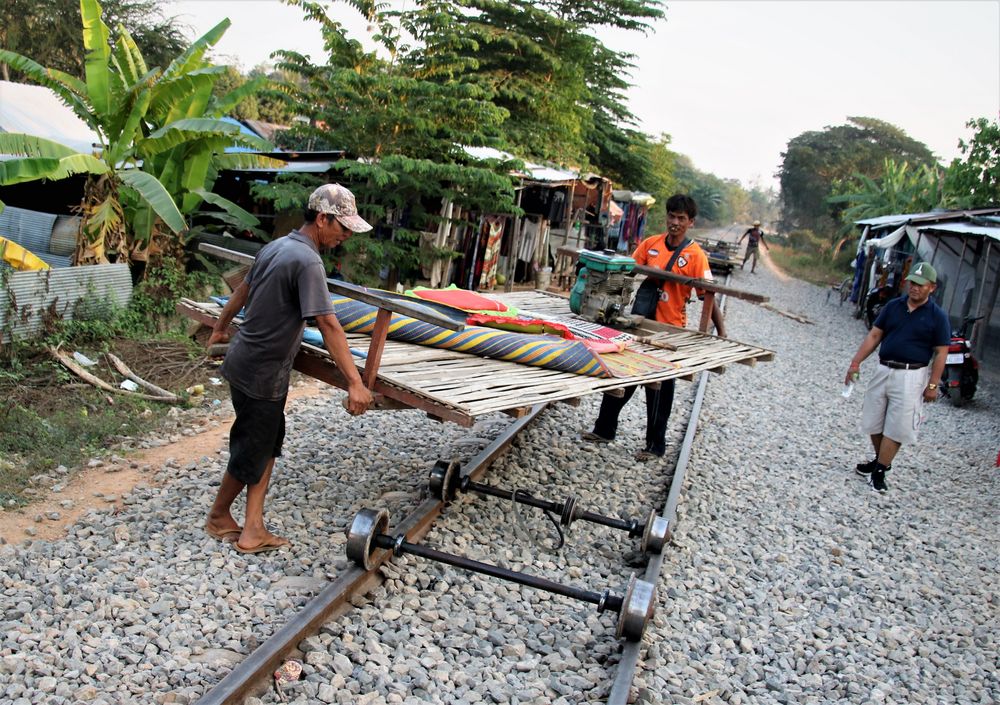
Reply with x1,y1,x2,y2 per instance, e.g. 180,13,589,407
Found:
1,264,132,342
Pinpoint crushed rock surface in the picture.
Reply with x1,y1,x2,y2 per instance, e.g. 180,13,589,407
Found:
0,260,996,705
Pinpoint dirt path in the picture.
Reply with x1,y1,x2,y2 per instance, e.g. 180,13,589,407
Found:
699,224,788,281
0,380,326,544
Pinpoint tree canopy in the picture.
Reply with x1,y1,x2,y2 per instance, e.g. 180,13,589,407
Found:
778,117,937,237
0,0,188,82
415,0,663,185
944,117,1000,208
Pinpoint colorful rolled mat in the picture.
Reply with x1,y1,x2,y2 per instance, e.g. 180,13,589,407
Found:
328,296,611,378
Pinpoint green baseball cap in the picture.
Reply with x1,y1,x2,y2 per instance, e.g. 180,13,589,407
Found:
906,262,937,285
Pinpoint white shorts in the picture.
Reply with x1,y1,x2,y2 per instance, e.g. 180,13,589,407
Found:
861,363,928,445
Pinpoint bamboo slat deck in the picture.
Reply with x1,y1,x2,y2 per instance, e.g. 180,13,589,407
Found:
180,290,772,427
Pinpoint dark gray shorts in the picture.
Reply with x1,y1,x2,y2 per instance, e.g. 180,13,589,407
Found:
227,387,286,485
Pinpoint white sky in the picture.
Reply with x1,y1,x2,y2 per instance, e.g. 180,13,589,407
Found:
167,0,1000,189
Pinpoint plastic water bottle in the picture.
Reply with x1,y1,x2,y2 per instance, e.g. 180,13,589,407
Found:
842,371,859,398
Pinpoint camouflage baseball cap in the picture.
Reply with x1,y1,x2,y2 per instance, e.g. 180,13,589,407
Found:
307,184,373,233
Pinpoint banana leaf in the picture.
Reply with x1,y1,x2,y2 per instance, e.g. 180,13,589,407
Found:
81,0,113,119
161,19,230,81
48,154,109,180
138,118,241,156
180,148,215,213
117,169,185,234
0,134,79,159
191,188,260,228
148,70,220,123
213,153,287,171
0,158,62,186
111,24,146,87
108,83,154,166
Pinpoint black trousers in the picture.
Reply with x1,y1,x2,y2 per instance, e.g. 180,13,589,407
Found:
591,379,676,456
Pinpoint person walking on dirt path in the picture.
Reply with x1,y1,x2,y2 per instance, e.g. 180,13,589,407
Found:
580,194,720,462
845,262,949,493
738,221,769,273
204,184,374,553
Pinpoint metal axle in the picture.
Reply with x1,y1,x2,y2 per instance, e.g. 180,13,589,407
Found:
429,460,670,554
346,508,657,641
373,533,622,614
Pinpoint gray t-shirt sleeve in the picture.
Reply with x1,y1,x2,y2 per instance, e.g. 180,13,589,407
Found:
298,259,334,318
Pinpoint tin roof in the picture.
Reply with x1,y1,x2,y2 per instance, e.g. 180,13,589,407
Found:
463,145,579,184
916,222,1000,242
0,80,101,155
855,207,1000,228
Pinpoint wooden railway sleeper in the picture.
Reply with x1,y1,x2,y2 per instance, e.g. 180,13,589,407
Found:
428,459,670,555
346,508,657,642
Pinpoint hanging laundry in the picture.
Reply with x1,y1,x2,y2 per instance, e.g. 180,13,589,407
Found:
478,217,505,290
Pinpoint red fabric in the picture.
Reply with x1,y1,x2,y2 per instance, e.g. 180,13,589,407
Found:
411,288,508,312
466,314,575,339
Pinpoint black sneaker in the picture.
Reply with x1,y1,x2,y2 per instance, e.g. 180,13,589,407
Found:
869,468,888,493
856,458,877,476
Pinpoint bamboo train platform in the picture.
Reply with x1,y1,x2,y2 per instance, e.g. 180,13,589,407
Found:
179,288,773,427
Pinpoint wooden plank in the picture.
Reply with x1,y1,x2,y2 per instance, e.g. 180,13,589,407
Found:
362,308,391,389
631,263,769,303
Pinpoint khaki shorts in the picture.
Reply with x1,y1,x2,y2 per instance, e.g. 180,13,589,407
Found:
861,364,928,445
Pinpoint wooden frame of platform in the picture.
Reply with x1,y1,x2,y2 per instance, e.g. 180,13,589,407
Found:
179,288,773,428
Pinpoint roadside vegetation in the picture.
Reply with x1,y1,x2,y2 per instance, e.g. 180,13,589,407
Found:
0,259,224,507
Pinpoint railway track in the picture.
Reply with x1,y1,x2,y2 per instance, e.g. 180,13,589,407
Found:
195,287,730,705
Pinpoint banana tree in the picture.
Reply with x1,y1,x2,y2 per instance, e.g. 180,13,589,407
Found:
827,158,947,255
0,0,282,266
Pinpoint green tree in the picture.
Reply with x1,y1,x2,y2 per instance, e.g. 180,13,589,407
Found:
0,0,187,82
211,66,260,121
261,0,519,285
426,0,662,174
247,64,300,126
944,117,1000,208
827,158,946,253
778,117,937,238
0,0,276,266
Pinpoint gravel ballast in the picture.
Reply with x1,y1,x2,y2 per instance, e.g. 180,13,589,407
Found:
0,260,996,705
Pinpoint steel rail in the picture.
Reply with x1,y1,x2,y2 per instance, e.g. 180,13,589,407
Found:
193,403,547,705
605,368,710,704
606,281,731,704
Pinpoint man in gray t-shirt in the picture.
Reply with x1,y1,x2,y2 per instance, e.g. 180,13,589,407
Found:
204,184,374,553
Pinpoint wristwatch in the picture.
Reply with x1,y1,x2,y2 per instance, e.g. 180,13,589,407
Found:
927,383,938,390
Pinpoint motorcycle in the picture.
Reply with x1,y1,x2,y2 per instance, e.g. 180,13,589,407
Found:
941,315,982,406
863,284,895,329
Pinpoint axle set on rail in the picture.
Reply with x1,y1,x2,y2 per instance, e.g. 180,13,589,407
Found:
345,459,669,642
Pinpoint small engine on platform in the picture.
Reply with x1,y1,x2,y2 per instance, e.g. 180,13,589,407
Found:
569,249,638,328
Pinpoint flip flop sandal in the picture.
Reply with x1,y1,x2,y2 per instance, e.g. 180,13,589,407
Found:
234,537,291,554
205,526,242,542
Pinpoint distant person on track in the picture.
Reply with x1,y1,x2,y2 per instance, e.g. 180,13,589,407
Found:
204,184,374,553
739,221,769,273
844,262,949,493
580,194,718,462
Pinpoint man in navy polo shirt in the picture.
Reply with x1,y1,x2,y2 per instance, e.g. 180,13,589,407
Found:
844,262,950,492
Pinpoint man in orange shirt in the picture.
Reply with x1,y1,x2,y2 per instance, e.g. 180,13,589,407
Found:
582,194,714,461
